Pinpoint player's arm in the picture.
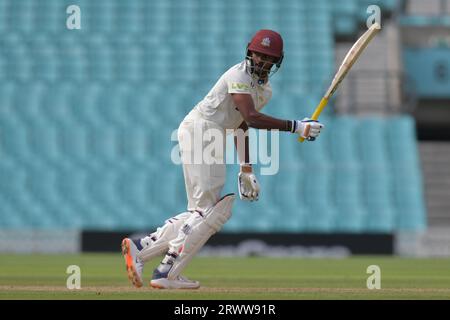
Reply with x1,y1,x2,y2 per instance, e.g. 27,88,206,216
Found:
234,121,251,168
234,121,259,201
231,93,324,140
231,93,291,131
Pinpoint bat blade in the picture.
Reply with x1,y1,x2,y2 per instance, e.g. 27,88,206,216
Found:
298,23,380,143
325,22,380,99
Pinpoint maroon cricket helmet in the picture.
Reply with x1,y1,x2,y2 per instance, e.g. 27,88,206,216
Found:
246,30,284,82
247,29,284,62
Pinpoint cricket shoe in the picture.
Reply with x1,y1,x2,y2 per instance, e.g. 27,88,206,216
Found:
150,268,200,289
121,238,144,288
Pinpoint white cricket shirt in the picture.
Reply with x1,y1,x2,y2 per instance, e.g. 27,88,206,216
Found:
185,61,272,130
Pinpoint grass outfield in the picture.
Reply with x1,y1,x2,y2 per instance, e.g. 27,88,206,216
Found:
0,254,449,299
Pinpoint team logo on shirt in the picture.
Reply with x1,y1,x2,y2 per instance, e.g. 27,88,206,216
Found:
261,37,271,47
231,83,250,91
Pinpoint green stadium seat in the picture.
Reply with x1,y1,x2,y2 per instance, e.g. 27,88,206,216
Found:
386,116,419,166
0,2,7,32
333,164,362,207
301,165,332,208
357,118,388,165
362,170,392,206
267,167,302,212
396,205,426,231
304,204,336,232
366,204,395,233
0,194,25,228
55,37,86,82
298,136,329,164
328,116,358,163
224,199,278,232
334,204,367,232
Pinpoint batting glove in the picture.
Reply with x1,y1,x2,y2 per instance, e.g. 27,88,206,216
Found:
291,118,324,141
238,166,260,201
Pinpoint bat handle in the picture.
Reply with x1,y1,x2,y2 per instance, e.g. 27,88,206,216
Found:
297,97,329,143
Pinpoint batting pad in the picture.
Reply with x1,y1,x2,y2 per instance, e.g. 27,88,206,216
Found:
137,211,192,263
167,193,235,279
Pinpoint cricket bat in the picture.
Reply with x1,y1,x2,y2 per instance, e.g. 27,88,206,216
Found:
298,22,381,142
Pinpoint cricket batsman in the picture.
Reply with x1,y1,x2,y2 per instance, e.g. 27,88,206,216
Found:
121,30,324,289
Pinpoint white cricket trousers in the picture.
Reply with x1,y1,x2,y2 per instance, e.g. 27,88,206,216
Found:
177,113,226,213
136,113,228,263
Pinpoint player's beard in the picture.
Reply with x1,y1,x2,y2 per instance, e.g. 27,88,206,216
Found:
253,63,272,81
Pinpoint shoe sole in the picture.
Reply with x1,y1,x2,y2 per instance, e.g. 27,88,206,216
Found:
121,238,143,288
150,278,200,290
150,282,165,289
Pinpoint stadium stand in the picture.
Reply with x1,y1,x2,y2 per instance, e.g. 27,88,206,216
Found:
0,0,426,233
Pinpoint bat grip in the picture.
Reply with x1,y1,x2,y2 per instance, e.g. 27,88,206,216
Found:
298,97,329,143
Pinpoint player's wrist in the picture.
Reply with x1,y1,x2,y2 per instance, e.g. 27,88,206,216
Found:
240,163,253,173
286,120,299,133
